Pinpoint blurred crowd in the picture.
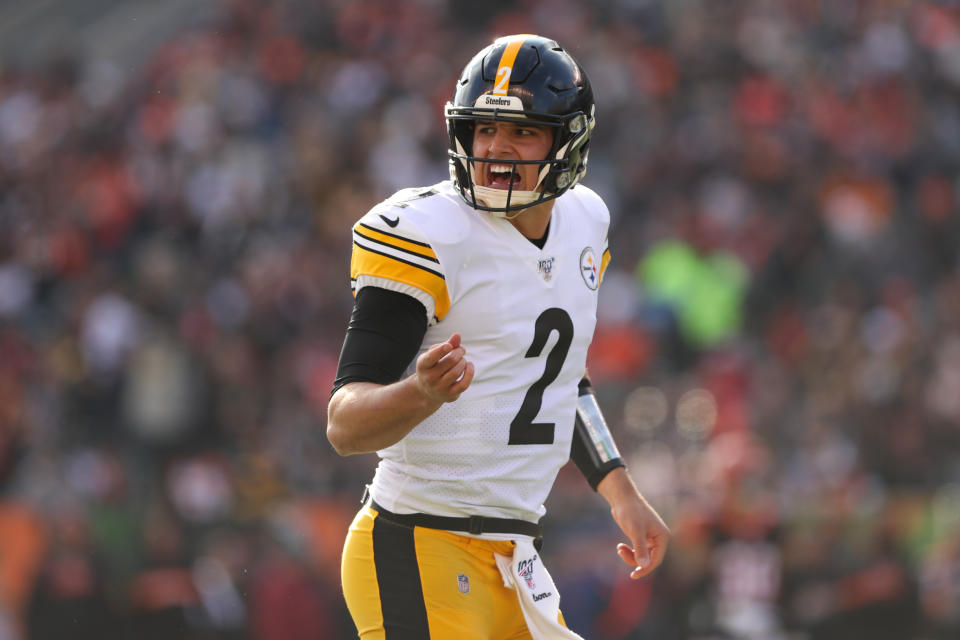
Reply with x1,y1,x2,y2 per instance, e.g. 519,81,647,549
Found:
0,0,959,638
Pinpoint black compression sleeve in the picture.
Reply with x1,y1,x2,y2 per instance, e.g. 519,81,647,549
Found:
570,378,626,491
331,287,428,396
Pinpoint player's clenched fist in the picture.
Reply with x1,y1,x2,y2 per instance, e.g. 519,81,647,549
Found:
415,333,475,403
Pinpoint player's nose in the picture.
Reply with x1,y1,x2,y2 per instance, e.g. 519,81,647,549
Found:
485,124,513,155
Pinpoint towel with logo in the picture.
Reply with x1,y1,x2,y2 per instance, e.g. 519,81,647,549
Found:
494,539,584,640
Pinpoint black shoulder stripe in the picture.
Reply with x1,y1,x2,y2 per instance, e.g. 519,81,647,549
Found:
357,222,434,249
354,228,441,264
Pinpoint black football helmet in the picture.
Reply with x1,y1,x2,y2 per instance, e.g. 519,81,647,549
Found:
445,34,596,216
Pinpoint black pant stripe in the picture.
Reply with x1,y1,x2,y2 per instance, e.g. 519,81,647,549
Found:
372,516,430,639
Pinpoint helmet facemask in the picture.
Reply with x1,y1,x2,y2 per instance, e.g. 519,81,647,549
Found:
446,106,594,218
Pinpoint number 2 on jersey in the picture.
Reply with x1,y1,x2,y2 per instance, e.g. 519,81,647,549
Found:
508,308,573,445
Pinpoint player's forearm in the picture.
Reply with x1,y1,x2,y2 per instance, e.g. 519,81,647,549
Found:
596,466,637,503
597,466,650,512
597,466,669,532
327,378,443,456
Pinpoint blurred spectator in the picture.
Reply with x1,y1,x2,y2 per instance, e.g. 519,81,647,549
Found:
0,420,46,640
126,506,203,640
25,508,115,640
0,0,958,638
247,526,343,640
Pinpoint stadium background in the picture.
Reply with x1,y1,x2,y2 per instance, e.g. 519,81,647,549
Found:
0,0,958,638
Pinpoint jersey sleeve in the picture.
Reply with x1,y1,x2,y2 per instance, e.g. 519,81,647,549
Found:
570,184,612,287
350,208,452,324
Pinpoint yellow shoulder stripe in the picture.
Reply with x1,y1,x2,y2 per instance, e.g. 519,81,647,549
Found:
350,244,451,319
599,247,611,286
355,223,439,262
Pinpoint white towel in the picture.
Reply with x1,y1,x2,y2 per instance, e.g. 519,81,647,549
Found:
494,539,584,640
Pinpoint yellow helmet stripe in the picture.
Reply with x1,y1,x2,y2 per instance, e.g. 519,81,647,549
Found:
492,35,533,96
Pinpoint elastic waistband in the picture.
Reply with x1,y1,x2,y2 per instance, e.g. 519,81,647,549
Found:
369,499,542,540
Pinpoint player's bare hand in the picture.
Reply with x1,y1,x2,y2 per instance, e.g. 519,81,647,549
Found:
598,467,670,580
612,498,670,580
415,333,475,404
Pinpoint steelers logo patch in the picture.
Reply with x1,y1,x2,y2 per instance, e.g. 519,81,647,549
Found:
580,247,599,290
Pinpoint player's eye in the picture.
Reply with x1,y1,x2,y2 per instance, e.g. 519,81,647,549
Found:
518,126,547,138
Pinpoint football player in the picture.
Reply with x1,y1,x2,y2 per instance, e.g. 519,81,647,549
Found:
328,34,670,639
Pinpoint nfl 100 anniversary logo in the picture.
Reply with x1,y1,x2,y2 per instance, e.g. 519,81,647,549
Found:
517,556,537,589
457,573,470,594
537,256,556,282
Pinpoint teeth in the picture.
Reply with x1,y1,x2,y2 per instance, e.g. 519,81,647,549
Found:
485,163,518,187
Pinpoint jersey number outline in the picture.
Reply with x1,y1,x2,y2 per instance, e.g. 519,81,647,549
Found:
508,308,573,445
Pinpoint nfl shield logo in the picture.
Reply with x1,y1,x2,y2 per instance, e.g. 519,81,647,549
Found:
457,573,470,594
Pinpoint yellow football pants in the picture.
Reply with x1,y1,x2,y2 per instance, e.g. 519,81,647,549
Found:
341,504,567,639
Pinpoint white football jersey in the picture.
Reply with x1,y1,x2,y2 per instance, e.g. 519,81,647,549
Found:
350,180,611,524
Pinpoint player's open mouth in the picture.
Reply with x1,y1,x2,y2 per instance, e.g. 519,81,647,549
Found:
487,164,521,190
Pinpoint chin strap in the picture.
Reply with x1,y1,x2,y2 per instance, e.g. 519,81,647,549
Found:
472,185,542,217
